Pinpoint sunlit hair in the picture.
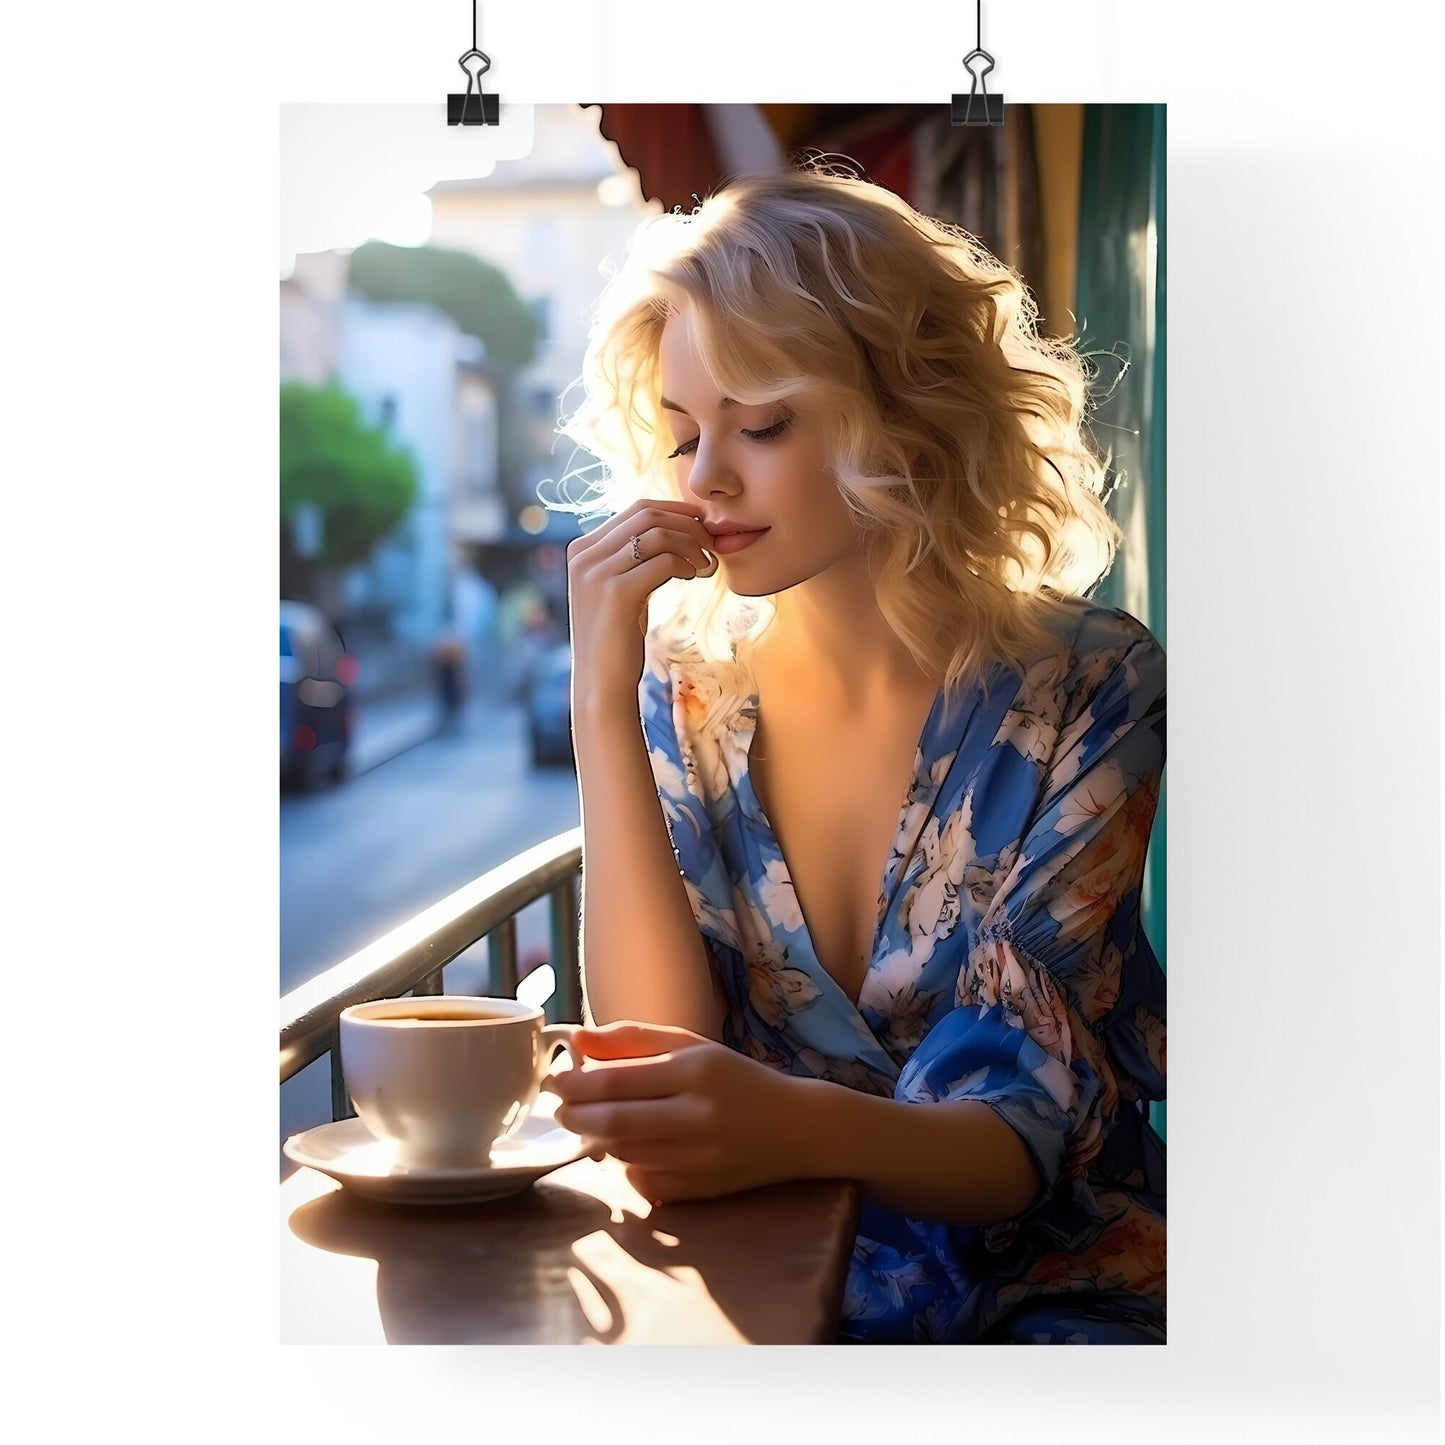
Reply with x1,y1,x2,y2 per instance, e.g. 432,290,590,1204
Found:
549,157,1123,708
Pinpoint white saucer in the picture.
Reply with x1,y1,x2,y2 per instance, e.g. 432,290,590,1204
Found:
283,1103,588,1206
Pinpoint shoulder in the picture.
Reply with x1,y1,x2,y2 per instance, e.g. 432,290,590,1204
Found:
1029,593,1165,722
643,615,704,672
638,622,687,739
1040,591,1162,670
1033,591,1161,658
640,619,756,747
640,618,707,714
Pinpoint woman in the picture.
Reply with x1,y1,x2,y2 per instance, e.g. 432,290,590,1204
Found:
546,161,1166,1345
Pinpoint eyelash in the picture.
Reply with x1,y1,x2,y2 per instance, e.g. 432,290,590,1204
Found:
666,417,791,461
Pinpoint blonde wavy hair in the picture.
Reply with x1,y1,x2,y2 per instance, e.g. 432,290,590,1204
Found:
549,157,1122,709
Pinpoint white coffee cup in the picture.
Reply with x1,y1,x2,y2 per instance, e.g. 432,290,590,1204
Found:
338,995,580,1169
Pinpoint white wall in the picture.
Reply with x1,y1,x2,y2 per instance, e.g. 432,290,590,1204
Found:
425,104,655,494
336,298,461,642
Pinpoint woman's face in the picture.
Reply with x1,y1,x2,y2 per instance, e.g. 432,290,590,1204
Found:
657,308,865,596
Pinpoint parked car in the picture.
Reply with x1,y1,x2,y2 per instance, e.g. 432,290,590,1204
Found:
524,643,575,768
280,600,357,790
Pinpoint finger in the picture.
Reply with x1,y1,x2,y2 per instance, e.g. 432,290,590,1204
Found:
636,507,717,559
596,1138,706,1169
550,1053,686,1104
555,1096,699,1143
623,1165,711,1206
582,525,716,587
574,1021,704,1060
610,526,716,577
598,544,704,597
569,500,710,559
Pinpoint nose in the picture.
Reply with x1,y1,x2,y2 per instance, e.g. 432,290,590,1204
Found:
683,437,739,505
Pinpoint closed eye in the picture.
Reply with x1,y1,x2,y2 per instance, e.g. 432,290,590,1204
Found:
667,416,791,461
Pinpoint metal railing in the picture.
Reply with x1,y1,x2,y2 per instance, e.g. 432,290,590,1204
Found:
279,827,583,1121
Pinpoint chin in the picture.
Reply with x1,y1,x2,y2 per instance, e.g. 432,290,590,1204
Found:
721,570,789,599
723,548,846,597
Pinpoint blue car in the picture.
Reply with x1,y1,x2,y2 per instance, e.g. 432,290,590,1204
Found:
525,643,575,768
280,600,356,790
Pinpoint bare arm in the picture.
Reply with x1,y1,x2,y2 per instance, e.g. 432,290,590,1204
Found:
792,1076,1044,1226
562,497,725,1040
550,1024,1044,1224
573,698,726,1041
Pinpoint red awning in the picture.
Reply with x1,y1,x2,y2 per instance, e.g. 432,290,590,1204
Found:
586,103,925,210
587,104,724,212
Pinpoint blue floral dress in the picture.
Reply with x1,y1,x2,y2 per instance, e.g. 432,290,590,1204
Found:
637,593,1167,1344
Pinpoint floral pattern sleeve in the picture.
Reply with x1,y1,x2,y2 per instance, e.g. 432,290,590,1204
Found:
636,625,750,973
895,621,1166,1242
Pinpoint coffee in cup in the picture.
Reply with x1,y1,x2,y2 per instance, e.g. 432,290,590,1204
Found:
338,995,579,1169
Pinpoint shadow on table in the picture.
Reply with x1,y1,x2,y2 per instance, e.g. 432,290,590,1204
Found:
286,1169,859,1344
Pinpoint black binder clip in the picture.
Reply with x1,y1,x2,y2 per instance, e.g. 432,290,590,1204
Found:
447,2,498,125
952,0,1003,126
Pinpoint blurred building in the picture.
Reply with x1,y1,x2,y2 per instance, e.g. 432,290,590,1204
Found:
334,300,501,643
280,252,504,647
424,104,650,583
279,106,653,648
279,250,346,384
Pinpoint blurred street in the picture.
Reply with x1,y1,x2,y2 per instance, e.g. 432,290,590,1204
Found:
279,688,581,1174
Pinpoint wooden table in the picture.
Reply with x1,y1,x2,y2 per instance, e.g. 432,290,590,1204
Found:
281,1127,862,1344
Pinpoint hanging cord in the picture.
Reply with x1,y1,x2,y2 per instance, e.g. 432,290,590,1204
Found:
457,0,492,122
961,0,996,125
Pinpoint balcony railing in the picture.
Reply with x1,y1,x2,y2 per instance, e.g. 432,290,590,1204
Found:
279,827,583,1121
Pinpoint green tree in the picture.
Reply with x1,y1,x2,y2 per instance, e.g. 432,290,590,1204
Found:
279,381,419,571
346,241,539,369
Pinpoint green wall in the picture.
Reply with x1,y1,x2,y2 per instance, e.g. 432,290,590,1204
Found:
1074,104,1167,1143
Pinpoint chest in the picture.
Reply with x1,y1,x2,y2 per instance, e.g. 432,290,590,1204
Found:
748,699,930,1005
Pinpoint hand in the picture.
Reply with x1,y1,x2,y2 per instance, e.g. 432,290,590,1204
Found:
565,499,719,715
547,1020,807,1205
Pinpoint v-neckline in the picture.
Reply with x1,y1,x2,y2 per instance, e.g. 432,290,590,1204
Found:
732,675,951,1014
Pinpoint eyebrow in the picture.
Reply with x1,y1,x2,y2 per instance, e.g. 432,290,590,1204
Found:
660,395,738,416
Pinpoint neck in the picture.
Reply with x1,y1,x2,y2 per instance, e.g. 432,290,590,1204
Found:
751,551,942,710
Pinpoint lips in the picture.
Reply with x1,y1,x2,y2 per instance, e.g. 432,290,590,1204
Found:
704,524,768,538
706,527,770,556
